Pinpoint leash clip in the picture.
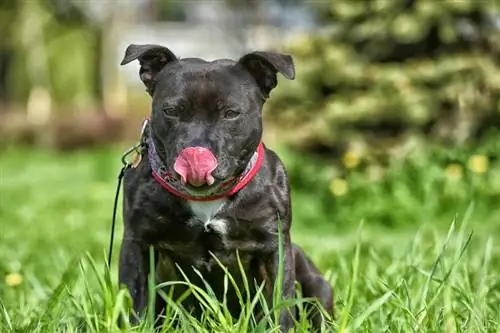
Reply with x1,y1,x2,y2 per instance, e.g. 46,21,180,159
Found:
120,118,150,167
120,144,141,167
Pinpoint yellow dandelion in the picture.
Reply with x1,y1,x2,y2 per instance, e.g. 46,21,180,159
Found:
342,150,361,169
445,163,463,181
468,155,489,174
330,177,348,197
5,272,23,287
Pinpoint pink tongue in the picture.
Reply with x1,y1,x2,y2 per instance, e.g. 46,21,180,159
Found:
173,147,218,187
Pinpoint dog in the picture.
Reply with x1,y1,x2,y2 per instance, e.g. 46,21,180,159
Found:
118,43,334,332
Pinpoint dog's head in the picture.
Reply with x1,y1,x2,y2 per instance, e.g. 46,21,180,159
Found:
121,44,294,194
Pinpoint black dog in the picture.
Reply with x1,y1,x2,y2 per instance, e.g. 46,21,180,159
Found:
118,43,334,332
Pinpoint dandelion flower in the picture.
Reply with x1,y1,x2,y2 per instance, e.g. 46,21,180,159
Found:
468,155,489,174
342,150,361,169
330,177,348,196
5,272,23,287
445,163,463,181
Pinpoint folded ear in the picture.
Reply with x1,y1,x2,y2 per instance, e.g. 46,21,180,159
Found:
120,44,178,95
237,51,295,98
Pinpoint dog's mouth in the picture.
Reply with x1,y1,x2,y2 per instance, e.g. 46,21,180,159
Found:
170,147,241,197
181,176,236,196
184,184,216,196
185,182,214,192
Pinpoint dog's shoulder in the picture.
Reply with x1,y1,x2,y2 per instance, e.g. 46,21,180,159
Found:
123,156,153,198
260,144,290,190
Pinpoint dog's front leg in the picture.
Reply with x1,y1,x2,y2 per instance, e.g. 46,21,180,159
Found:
269,232,296,332
118,237,150,324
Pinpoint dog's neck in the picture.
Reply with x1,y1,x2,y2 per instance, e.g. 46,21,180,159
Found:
146,130,264,202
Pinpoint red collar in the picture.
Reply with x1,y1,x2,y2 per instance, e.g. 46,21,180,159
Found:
145,123,265,202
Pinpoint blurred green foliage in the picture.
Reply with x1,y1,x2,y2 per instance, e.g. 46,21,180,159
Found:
281,133,499,229
1,0,99,108
266,0,500,155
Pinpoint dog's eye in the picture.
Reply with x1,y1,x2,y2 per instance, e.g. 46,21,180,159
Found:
163,107,178,117
224,109,240,120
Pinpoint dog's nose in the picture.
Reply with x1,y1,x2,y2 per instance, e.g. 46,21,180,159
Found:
173,147,218,187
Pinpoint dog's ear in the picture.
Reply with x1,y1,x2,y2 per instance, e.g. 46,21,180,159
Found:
120,44,178,95
237,51,295,98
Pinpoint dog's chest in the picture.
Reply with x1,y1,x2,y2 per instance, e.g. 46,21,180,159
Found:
187,199,228,235
156,198,270,270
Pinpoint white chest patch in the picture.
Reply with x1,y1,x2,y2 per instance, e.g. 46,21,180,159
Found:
188,199,228,235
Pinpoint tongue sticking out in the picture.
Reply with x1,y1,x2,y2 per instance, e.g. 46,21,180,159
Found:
173,147,218,187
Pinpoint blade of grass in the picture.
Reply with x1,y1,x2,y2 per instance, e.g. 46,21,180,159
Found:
0,298,13,332
338,220,364,333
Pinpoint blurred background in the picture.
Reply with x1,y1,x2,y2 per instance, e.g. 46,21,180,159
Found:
1,0,500,313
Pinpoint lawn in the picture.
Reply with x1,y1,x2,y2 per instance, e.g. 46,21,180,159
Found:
0,143,499,332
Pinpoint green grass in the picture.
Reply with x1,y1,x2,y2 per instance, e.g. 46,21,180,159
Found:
0,144,499,332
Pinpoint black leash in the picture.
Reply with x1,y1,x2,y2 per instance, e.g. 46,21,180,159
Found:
106,119,150,271
106,164,129,270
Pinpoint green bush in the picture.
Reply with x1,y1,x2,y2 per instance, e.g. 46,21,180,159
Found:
279,134,500,229
265,0,500,156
